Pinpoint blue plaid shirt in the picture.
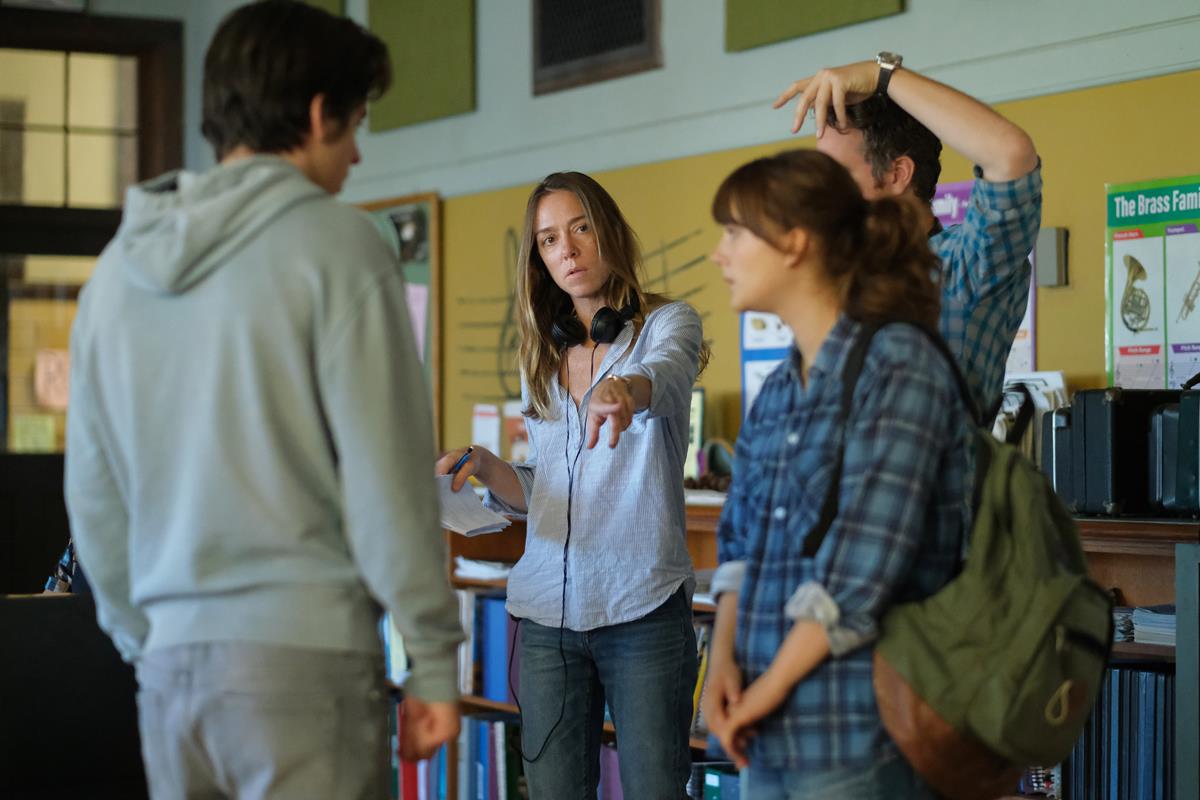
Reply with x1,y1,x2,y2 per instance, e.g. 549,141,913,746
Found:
934,162,1043,415
717,316,973,771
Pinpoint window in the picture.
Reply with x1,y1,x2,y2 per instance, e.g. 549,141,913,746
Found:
0,49,139,209
533,0,661,95
0,8,181,451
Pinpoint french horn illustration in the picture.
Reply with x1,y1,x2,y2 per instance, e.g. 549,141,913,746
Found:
1121,254,1152,332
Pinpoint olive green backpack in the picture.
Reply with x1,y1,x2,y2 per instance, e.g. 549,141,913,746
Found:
819,322,1113,800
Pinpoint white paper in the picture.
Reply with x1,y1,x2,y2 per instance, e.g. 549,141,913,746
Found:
405,283,428,362
438,475,510,536
1111,235,1167,388
453,556,513,581
743,358,783,417
471,403,501,454
741,312,793,351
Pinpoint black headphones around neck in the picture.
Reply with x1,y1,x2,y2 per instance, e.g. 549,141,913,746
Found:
550,292,640,348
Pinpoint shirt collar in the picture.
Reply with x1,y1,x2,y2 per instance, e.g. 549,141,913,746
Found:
787,313,859,385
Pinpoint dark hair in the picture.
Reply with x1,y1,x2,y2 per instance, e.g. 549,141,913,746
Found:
840,95,943,205
712,149,941,329
201,0,391,160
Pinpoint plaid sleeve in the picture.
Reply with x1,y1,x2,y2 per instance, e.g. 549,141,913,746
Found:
939,160,1043,301
812,331,962,656
717,418,754,566
718,367,777,567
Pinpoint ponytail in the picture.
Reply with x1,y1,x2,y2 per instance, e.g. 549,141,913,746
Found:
837,196,941,329
713,149,941,330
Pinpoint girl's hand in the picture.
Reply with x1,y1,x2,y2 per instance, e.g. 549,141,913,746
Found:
435,447,482,492
703,656,754,768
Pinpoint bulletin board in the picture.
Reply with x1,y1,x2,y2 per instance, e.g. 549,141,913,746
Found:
725,0,903,52
367,0,475,131
301,0,344,15
360,193,442,444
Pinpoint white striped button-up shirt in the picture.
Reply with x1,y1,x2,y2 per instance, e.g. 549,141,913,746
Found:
486,301,702,630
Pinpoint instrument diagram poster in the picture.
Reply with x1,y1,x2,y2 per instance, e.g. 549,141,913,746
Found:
740,311,792,417
1107,175,1200,388
741,311,793,351
1111,232,1165,388
1166,224,1200,387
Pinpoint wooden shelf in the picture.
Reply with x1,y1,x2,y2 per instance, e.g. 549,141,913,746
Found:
1111,641,1175,663
460,695,708,750
1075,517,1200,557
451,577,508,591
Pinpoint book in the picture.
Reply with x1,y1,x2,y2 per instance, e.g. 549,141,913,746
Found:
481,596,510,702
458,590,476,695
438,476,510,537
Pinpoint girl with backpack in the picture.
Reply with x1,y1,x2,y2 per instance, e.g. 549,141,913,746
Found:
702,149,973,799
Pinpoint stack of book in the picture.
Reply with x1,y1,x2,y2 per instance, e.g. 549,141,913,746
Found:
1113,606,1134,643
1133,605,1176,647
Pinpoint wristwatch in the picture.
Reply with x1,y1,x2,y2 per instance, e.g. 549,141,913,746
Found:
875,51,903,96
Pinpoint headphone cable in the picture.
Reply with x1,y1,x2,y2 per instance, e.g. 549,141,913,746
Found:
509,343,597,763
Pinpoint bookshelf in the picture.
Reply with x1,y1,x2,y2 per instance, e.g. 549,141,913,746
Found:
442,502,722,798
441,508,1200,798
1071,518,1199,799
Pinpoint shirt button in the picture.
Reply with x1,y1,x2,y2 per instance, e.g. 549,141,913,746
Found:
787,431,800,445
773,506,786,520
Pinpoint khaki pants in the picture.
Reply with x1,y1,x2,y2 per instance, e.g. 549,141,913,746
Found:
135,642,389,800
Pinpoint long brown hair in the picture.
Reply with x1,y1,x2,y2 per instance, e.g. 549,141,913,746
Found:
711,149,941,329
515,172,706,420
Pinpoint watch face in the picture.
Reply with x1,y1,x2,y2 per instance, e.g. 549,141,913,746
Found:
877,51,903,68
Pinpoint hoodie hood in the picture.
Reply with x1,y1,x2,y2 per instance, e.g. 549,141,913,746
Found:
116,156,326,294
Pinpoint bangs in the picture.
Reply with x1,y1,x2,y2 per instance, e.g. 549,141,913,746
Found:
711,157,783,247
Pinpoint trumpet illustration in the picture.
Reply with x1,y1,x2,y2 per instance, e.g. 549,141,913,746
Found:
1179,260,1200,323
1121,254,1152,332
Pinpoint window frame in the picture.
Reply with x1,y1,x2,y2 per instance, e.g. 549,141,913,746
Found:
0,8,182,446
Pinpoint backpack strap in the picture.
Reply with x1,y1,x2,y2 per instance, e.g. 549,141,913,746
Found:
1004,383,1036,445
801,320,882,557
801,321,982,558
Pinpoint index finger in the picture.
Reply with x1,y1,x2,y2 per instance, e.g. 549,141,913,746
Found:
608,412,621,448
792,80,820,135
586,413,601,450
772,78,808,109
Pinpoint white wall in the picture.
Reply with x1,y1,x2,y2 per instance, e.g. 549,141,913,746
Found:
114,0,1200,199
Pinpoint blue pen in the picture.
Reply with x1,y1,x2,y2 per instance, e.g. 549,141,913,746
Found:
448,446,475,475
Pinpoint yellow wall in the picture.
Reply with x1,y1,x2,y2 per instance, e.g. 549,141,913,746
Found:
440,68,1200,449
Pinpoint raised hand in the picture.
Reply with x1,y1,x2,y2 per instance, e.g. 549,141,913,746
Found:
773,60,878,138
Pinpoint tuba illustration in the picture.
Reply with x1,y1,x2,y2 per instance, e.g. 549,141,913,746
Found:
1179,261,1200,323
1121,254,1152,332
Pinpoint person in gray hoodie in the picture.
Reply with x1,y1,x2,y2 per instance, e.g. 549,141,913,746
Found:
64,2,463,797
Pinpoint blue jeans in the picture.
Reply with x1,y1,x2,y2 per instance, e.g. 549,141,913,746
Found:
516,586,697,799
742,753,938,800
